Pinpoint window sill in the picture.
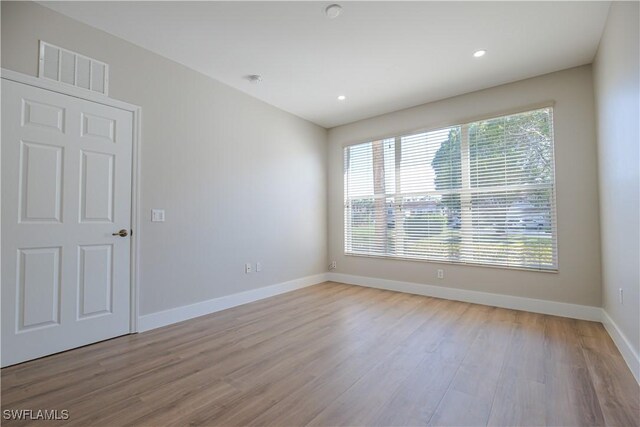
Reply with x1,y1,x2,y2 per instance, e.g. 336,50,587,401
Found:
344,252,559,274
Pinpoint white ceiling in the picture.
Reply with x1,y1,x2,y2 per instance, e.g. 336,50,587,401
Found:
41,1,610,128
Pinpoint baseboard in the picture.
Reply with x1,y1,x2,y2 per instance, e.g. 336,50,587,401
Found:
326,272,602,321
137,273,328,332
601,309,640,384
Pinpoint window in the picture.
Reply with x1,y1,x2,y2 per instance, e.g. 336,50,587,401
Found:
344,107,557,271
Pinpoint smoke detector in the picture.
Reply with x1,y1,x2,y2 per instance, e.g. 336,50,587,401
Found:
246,74,263,84
325,4,342,19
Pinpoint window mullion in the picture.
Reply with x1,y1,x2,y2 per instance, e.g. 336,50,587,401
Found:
344,148,352,253
460,124,472,261
394,137,403,257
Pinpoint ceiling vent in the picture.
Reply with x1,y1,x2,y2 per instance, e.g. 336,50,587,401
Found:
38,41,109,95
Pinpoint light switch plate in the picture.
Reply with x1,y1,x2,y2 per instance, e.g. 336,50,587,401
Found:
151,209,165,222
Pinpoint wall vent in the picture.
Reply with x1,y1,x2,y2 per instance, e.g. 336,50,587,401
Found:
38,41,109,95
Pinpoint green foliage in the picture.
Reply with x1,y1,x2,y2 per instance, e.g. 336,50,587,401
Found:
431,127,462,217
432,127,461,190
432,110,552,190
431,109,553,221
468,109,553,187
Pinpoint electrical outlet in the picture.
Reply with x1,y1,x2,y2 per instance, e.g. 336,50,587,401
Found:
437,269,444,279
245,263,252,274
256,262,262,272
619,288,624,305
329,261,337,270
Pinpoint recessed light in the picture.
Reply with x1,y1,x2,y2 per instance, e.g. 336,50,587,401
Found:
325,4,342,19
473,50,487,58
337,95,346,101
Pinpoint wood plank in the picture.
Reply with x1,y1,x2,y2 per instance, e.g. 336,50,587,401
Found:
582,346,640,427
187,290,431,426
543,316,606,426
1,282,637,427
487,311,546,427
359,301,486,426
428,307,517,426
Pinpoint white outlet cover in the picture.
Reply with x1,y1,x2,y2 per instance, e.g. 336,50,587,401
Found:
256,262,262,272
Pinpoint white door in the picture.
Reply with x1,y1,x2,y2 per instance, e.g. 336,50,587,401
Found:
1,78,133,367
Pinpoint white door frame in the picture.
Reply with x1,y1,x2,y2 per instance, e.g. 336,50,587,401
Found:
1,68,142,333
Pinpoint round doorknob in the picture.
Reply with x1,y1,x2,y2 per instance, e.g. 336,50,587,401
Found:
112,229,128,237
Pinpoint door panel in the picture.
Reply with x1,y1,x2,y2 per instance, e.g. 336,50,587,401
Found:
19,141,64,223
80,150,115,223
81,113,116,142
17,247,61,331
2,78,133,367
78,244,113,319
22,99,65,132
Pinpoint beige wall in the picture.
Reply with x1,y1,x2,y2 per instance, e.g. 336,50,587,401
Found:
593,2,640,356
328,66,602,307
1,1,328,315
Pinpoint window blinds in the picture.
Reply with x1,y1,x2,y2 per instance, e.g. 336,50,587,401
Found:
344,107,557,271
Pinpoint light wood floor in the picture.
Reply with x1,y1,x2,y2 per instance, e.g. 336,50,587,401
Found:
2,282,638,426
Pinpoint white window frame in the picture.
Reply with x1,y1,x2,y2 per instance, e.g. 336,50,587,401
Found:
343,104,559,272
